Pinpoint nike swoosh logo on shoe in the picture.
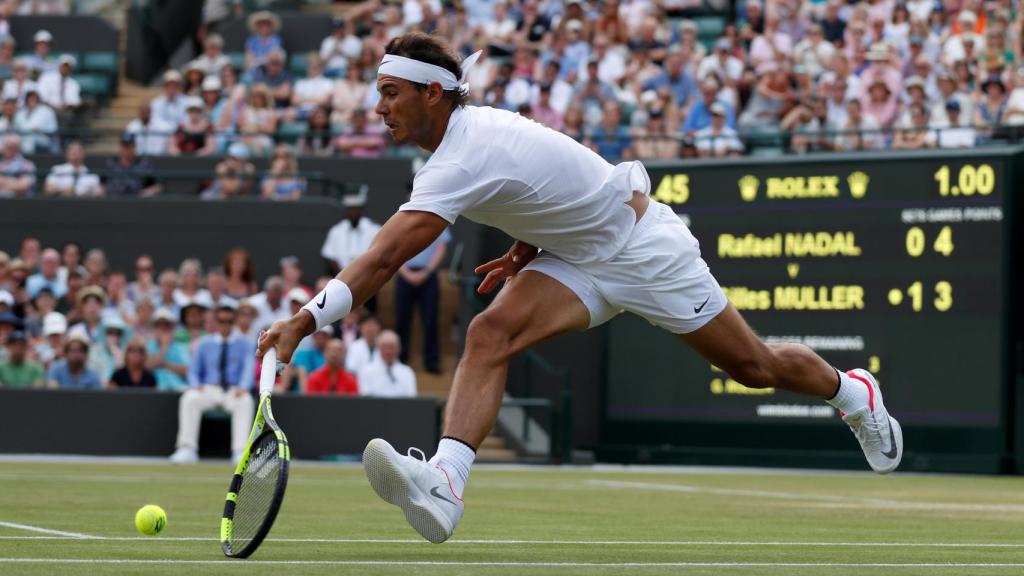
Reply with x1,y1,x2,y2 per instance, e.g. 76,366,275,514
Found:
429,486,458,506
881,418,899,459
316,293,327,309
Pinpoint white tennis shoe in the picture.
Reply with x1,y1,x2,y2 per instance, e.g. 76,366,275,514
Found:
363,438,464,543
841,369,903,474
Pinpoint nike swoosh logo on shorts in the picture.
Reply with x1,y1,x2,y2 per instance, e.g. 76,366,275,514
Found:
694,295,711,314
316,293,327,309
429,486,458,506
881,417,899,459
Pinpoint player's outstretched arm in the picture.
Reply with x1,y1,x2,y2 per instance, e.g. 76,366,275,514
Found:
259,210,449,362
474,240,539,294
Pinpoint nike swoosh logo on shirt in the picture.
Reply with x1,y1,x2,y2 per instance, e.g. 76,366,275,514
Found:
429,486,458,506
694,295,711,314
316,293,327,309
881,418,899,460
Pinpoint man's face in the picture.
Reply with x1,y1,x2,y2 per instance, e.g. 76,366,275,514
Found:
35,291,55,313
184,307,204,329
352,112,367,131
7,340,25,362
155,320,174,335
380,338,398,364
207,272,226,293
67,144,84,165
3,100,15,116
375,77,432,146
325,340,345,367
313,331,330,352
82,299,101,323
267,57,283,75
40,251,59,277
35,41,49,57
4,138,19,158
67,274,84,294
236,308,254,330
711,112,725,128
164,80,180,98
66,343,87,369
108,273,126,295
216,310,235,336
136,257,153,280
267,286,283,307
345,206,363,226
159,273,177,296
361,320,381,342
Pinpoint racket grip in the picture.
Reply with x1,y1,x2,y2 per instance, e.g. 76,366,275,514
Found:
259,348,277,397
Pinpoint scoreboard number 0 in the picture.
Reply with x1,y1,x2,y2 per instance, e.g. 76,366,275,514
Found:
933,164,995,197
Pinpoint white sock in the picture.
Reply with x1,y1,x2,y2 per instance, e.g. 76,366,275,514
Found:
827,369,871,414
429,437,476,498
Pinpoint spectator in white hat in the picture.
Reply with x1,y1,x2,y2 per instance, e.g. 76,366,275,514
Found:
151,70,187,127
37,54,80,119
26,29,56,77
43,141,102,197
2,58,36,106
188,33,231,77
176,293,211,353
34,311,66,370
169,97,215,156
14,87,57,154
146,307,191,391
321,193,382,275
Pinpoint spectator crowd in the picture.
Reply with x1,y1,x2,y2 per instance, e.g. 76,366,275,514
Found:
127,0,1024,160
0,235,421,403
0,0,1021,199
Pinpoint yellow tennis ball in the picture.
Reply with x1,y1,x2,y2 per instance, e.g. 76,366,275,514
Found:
134,504,167,536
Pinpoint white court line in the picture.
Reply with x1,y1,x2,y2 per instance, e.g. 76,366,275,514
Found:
0,521,98,540
2,558,1024,568
2,535,1024,548
585,479,1024,513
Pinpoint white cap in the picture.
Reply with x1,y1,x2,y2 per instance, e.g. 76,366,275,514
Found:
104,315,127,333
217,297,239,311
201,76,222,92
33,30,53,43
184,96,204,111
0,289,12,307
710,101,727,115
42,312,67,336
163,69,183,84
58,54,76,67
287,287,309,304
153,308,176,323
317,325,334,336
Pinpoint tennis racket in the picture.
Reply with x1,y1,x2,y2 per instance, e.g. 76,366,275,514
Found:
221,347,290,558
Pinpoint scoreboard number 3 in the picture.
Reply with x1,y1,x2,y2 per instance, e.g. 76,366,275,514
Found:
933,164,995,197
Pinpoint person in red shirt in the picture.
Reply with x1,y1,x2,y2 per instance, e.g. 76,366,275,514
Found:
306,338,357,395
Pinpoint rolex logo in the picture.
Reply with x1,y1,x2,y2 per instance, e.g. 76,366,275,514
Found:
738,174,759,202
847,171,869,199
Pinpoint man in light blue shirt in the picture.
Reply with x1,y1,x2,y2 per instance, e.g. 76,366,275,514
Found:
169,300,255,464
26,248,66,299
396,210,451,375
46,333,101,389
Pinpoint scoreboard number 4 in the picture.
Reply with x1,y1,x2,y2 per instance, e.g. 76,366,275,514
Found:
933,164,995,197
905,226,954,257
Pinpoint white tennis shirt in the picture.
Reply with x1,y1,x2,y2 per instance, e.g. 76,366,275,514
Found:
401,106,650,265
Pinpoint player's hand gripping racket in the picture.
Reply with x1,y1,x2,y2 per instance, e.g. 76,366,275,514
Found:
221,348,290,558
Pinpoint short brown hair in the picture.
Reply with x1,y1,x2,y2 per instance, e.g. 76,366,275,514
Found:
384,32,469,108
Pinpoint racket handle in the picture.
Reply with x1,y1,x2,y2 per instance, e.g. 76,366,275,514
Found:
259,347,277,397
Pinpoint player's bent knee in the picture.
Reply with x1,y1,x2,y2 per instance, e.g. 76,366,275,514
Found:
464,312,514,362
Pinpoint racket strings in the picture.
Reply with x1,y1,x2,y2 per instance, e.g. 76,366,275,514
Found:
230,433,282,548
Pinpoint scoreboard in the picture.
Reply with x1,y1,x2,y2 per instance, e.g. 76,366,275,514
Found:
603,149,1020,469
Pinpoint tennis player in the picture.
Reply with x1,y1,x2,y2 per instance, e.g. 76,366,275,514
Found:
258,31,902,544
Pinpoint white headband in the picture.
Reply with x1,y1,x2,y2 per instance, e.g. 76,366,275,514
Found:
378,50,482,95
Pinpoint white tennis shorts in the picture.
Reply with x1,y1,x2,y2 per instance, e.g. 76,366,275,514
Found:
523,201,727,334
